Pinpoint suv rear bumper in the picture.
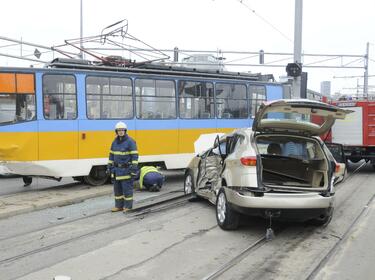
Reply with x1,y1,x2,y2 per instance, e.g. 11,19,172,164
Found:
230,204,333,221
225,188,333,209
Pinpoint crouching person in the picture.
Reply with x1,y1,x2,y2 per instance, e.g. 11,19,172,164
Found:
139,166,165,192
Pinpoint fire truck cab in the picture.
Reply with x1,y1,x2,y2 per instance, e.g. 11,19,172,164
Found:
330,100,375,168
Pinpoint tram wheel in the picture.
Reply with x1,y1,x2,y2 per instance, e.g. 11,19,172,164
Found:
84,166,108,186
22,176,33,187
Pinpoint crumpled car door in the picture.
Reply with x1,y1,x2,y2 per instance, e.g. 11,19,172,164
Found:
197,148,224,195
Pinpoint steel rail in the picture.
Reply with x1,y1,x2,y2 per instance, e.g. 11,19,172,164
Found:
0,192,188,266
202,235,268,280
306,193,375,279
201,162,368,280
0,189,183,243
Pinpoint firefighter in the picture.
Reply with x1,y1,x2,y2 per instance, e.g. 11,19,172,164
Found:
139,166,165,192
107,122,138,213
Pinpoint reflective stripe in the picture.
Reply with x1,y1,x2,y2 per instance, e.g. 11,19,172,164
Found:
140,166,160,188
112,151,129,155
124,196,133,201
132,161,138,164
108,160,113,163
115,195,124,200
111,150,139,155
111,174,114,178
116,175,131,180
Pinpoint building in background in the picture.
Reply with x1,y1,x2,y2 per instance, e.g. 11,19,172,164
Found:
320,81,331,96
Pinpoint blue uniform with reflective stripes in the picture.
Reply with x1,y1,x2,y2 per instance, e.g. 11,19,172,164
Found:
139,166,164,191
108,135,138,209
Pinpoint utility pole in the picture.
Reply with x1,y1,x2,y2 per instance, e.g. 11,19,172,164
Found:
293,0,303,98
364,42,369,98
80,0,83,59
357,78,360,98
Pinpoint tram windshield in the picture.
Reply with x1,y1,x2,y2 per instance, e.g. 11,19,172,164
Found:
0,73,36,125
0,94,35,124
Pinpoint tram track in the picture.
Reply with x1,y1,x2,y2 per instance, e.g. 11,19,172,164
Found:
202,234,272,280
201,162,370,280
306,192,375,279
0,163,371,279
0,189,183,243
0,192,189,266
0,181,82,197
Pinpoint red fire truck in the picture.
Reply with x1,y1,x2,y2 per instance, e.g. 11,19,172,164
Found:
329,99,375,168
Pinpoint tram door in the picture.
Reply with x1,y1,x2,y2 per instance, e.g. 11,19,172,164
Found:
134,78,178,165
38,74,78,162
0,72,38,161
79,75,136,160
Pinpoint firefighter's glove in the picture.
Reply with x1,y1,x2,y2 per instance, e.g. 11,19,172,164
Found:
106,163,113,175
130,164,138,170
130,165,139,179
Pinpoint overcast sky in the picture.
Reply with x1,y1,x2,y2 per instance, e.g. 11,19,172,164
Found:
1,0,374,95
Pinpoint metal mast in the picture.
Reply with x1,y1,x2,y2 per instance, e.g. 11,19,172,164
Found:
80,0,83,59
293,0,303,98
364,42,369,98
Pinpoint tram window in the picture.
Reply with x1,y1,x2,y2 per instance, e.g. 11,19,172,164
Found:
135,79,176,119
178,81,214,119
43,75,77,120
86,76,133,119
249,85,266,118
0,73,36,124
216,83,247,119
0,94,36,124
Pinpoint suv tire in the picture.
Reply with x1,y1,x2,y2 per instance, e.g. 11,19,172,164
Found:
310,207,333,226
216,188,239,230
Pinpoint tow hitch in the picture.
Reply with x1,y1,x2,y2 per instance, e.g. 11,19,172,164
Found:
265,210,281,241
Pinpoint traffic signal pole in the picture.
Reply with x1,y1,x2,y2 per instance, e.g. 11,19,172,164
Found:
293,0,303,98
364,42,369,98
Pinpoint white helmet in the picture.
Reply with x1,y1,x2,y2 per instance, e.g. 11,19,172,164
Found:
115,121,127,130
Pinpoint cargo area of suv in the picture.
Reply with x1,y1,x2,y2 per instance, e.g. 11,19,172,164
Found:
256,134,329,190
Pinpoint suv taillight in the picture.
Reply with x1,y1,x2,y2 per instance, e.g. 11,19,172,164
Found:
335,163,340,173
240,156,257,166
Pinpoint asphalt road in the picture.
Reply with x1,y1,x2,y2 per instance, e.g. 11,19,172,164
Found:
0,164,374,280
0,176,77,196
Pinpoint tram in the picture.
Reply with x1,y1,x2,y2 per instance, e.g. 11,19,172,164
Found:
0,59,286,185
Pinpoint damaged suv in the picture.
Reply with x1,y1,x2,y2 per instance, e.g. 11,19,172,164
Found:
184,99,350,230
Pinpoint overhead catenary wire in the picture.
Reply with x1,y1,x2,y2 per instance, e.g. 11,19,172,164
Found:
304,56,363,67
236,0,293,43
333,74,375,79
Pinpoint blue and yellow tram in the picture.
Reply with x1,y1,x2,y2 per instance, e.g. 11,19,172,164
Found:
0,60,285,185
